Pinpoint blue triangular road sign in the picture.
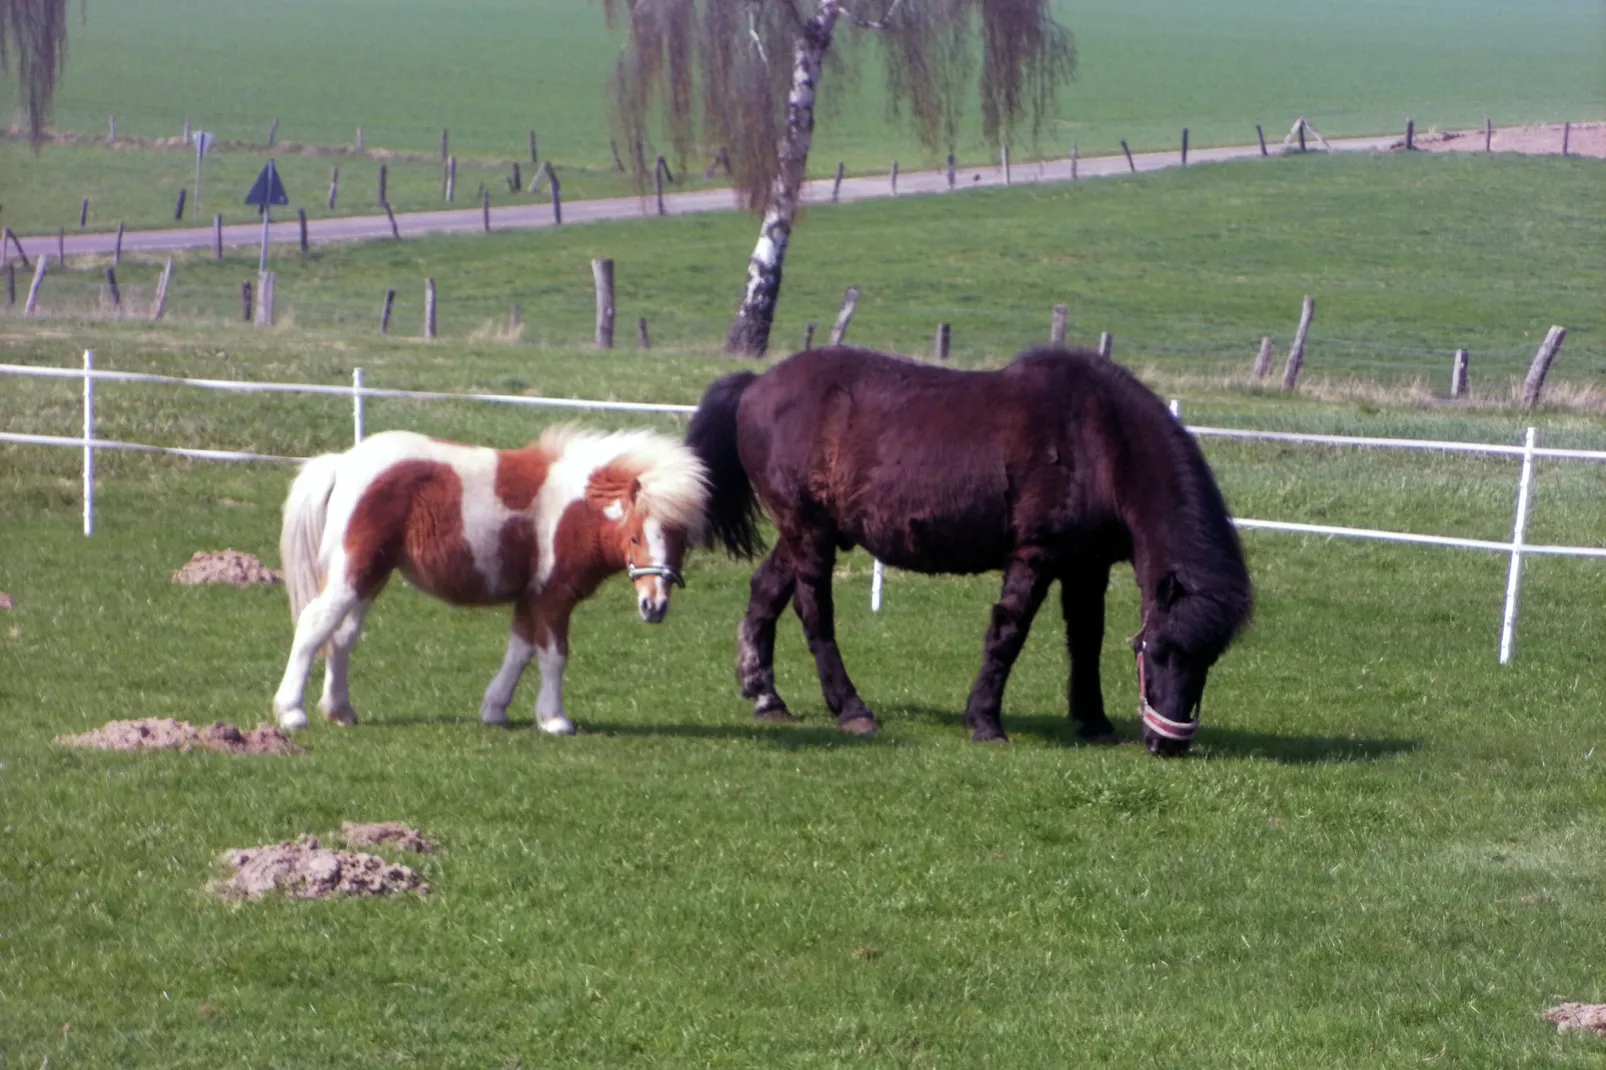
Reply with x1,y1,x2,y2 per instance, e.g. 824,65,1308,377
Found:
245,160,289,207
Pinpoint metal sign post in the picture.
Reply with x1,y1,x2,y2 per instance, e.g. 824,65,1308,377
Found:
245,159,290,272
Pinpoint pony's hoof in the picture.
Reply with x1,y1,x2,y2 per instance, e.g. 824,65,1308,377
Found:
752,698,799,724
839,715,879,736
480,707,509,726
277,708,309,732
322,705,359,726
537,715,577,736
970,727,1011,744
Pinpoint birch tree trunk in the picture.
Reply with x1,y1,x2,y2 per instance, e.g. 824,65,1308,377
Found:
724,4,840,356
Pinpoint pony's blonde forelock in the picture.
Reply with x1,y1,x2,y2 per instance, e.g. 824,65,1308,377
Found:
539,424,709,538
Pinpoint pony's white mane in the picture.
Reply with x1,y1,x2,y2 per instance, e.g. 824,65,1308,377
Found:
538,425,709,538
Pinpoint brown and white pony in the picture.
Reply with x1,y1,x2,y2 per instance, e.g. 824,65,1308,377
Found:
271,427,708,734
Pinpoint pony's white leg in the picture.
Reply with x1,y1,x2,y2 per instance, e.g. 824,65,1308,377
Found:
480,631,534,726
273,575,362,731
533,637,574,735
317,598,373,726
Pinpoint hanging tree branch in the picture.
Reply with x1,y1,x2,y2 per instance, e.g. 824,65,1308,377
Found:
1,0,72,148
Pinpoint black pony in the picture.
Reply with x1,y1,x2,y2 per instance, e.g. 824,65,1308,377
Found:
686,346,1252,755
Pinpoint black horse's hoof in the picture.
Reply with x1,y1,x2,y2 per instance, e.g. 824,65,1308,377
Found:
753,706,800,724
969,726,1010,744
839,715,880,736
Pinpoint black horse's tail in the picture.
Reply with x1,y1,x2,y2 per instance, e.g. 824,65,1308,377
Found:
686,371,764,559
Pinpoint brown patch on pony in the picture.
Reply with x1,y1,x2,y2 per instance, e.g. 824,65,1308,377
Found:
548,498,623,604
345,460,489,603
514,595,571,655
585,461,642,513
494,445,553,512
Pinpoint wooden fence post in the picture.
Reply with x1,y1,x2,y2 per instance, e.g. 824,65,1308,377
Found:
377,164,388,208
1450,348,1469,399
114,222,124,266
2,227,30,268
267,117,278,146
633,140,647,176
1002,145,1011,185
80,197,89,228
1484,118,1493,152
1256,124,1267,156
355,125,363,151
833,162,845,203
328,166,339,210
24,256,46,315
444,156,457,202
380,289,395,333
214,214,223,259
424,279,437,339
529,130,538,165
803,322,816,350
592,258,615,349
933,322,950,362
890,161,899,196
56,227,65,270
1050,305,1067,345
482,188,491,232
254,271,275,327
828,286,860,345
1563,122,1571,156
1251,336,1273,380
175,188,187,221
947,154,956,190
1405,118,1415,151
636,315,650,350
545,164,562,224
509,303,522,338
440,128,449,160
510,162,521,193
1181,127,1189,166
1097,332,1113,359
150,258,173,321
1071,141,1079,180
1298,122,1307,152
108,115,115,141
1282,295,1315,391
298,209,309,253
383,202,401,240
1521,326,1566,408
654,156,666,216
1121,140,1136,172
240,280,253,322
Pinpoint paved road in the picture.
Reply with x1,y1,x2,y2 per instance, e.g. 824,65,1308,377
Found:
11,134,1402,259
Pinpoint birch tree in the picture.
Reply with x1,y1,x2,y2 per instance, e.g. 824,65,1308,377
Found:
604,0,1074,356
1,0,71,147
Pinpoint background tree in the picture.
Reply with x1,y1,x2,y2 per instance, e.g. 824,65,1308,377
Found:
1,0,71,147
604,0,1074,356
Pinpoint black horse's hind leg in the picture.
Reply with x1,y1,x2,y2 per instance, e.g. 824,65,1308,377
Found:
738,546,798,722
1063,563,1119,742
790,534,878,734
963,555,1053,743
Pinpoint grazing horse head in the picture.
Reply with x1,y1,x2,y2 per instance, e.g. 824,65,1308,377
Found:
1133,558,1252,757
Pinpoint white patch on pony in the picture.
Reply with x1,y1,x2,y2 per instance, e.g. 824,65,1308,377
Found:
642,516,671,599
481,632,535,724
603,500,625,521
534,640,573,734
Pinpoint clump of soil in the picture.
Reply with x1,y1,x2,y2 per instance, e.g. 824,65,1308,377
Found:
1546,1003,1606,1038
171,550,282,588
217,836,429,901
0,592,13,610
57,718,302,756
341,821,436,853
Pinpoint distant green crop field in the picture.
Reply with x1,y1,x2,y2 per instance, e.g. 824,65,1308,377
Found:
6,0,1602,168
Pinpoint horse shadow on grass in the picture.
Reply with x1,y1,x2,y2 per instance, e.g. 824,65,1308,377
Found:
895,705,1420,765
578,718,899,750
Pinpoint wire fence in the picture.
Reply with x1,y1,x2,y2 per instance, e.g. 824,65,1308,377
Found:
2,352,1603,665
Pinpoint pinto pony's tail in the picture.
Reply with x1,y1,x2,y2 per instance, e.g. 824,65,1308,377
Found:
279,452,343,627
685,371,764,559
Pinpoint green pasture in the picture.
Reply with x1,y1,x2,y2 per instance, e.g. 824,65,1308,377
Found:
3,322,1606,1065
2,0,1603,235
5,152,1602,391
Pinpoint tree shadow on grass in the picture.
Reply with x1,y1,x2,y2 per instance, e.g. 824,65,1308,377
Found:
893,705,1420,764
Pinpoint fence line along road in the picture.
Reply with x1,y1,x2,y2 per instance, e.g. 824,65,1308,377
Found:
3,353,1604,665
14,134,1405,258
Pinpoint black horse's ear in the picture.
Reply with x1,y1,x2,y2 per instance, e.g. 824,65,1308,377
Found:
1156,570,1187,609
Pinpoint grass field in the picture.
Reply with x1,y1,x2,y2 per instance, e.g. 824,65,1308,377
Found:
3,106,1606,1064
5,152,1603,392
2,0,1603,235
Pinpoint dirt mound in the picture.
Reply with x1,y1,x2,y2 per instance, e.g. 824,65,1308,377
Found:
342,821,436,853
57,718,302,756
218,836,428,900
1546,1003,1606,1038
0,592,12,610
171,550,282,587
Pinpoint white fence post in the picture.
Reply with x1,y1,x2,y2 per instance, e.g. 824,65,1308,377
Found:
82,349,95,536
871,559,884,613
1498,427,1538,664
353,367,365,444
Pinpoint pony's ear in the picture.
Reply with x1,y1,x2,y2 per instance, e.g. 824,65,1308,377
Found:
628,477,642,504
1156,570,1187,610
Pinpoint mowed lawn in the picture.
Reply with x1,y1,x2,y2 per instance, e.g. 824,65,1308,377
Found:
2,320,1605,1066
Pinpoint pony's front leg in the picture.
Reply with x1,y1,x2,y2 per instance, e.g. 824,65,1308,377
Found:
962,555,1053,743
790,535,878,735
738,546,798,722
479,601,538,727
318,598,374,725
1062,563,1118,742
273,576,363,731
522,595,576,736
